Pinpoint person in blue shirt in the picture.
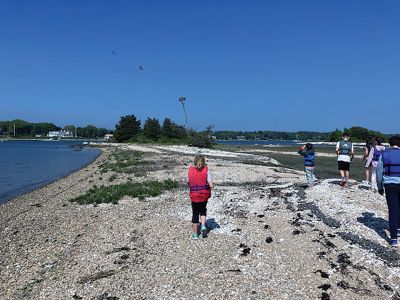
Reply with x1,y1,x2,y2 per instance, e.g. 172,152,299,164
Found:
298,143,315,187
377,136,400,247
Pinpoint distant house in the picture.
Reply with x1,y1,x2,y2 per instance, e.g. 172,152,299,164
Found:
237,135,246,140
104,133,113,140
35,134,42,138
47,130,74,138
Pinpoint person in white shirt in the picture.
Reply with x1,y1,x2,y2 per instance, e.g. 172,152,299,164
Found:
336,132,354,186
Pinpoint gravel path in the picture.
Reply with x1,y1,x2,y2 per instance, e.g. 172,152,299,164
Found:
0,144,399,300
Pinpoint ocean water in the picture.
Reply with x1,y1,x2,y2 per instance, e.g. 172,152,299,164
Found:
0,140,101,204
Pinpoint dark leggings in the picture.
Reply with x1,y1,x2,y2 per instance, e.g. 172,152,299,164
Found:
385,184,400,239
191,202,207,224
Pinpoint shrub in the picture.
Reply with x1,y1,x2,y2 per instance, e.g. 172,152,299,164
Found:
70,180,179,205
188,132,215,148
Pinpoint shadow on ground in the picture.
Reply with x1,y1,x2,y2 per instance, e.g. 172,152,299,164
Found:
206,218,220,231
357,212,390,242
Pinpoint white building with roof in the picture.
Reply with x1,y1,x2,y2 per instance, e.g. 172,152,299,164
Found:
47,130,74,138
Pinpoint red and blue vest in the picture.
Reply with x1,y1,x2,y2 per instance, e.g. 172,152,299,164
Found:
188,166,211,203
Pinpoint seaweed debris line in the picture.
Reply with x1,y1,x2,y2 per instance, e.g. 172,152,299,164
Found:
0,144,399,300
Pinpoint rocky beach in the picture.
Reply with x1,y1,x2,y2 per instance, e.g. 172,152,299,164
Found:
1,143,399,300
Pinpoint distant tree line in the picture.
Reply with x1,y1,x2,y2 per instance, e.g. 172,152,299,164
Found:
214,130,331,141
0,119,111,138
64,125,111,139
214,127,393,143
0,119,59,136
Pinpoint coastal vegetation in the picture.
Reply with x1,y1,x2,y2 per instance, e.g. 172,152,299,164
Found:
113,115,215,148
113,115,187,143
70,179,179,205
99,150,153,176
188,125,216,148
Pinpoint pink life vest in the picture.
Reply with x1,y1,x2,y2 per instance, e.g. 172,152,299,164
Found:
188,166,211,203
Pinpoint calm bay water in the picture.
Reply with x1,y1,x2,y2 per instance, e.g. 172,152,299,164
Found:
0,140,101,204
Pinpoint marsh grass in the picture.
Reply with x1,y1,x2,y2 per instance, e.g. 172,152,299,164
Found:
71,179,179,205
217,144,365,181
264,152,365,181
99,150,154,176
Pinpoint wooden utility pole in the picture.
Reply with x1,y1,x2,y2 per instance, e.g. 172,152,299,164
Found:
179,96,189,139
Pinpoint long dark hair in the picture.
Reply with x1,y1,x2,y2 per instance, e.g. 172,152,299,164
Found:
365,136,375,153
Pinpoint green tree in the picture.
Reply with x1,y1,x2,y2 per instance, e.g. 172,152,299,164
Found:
161,118,187,140
35,122,59,135
143,118,161,140
161,118,173,138
347,126,370,141
97,128,110,138
114,115,141,142
329,129,343,142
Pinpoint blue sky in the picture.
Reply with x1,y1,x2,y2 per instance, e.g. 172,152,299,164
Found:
1,0,399,132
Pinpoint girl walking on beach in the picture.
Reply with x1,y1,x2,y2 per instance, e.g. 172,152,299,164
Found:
363,136,376,185
365,137,385,191
188,155,213,240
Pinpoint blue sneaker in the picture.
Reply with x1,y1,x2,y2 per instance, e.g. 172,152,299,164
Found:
201,225,208,238
390,239,398,247
191,233,199,240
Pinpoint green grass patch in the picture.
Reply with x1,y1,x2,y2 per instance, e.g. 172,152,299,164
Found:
99,150,154,176
71,179,179,205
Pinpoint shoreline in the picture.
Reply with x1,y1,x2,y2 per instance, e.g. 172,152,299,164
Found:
1,144,399,299
0,149,105,227
0,148,102,206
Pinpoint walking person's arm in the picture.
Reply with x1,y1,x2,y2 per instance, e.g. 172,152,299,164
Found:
365,147,374,167
377,156,384,194
350,144,355,161
298,145,306,156
335,142,340,156
207,171,214,189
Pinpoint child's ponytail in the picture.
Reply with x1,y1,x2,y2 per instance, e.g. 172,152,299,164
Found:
194,155,206,170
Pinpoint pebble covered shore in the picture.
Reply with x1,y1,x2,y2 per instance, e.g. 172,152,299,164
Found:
0,144,399,300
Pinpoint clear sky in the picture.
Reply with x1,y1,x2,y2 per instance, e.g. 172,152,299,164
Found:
1,0,399,132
